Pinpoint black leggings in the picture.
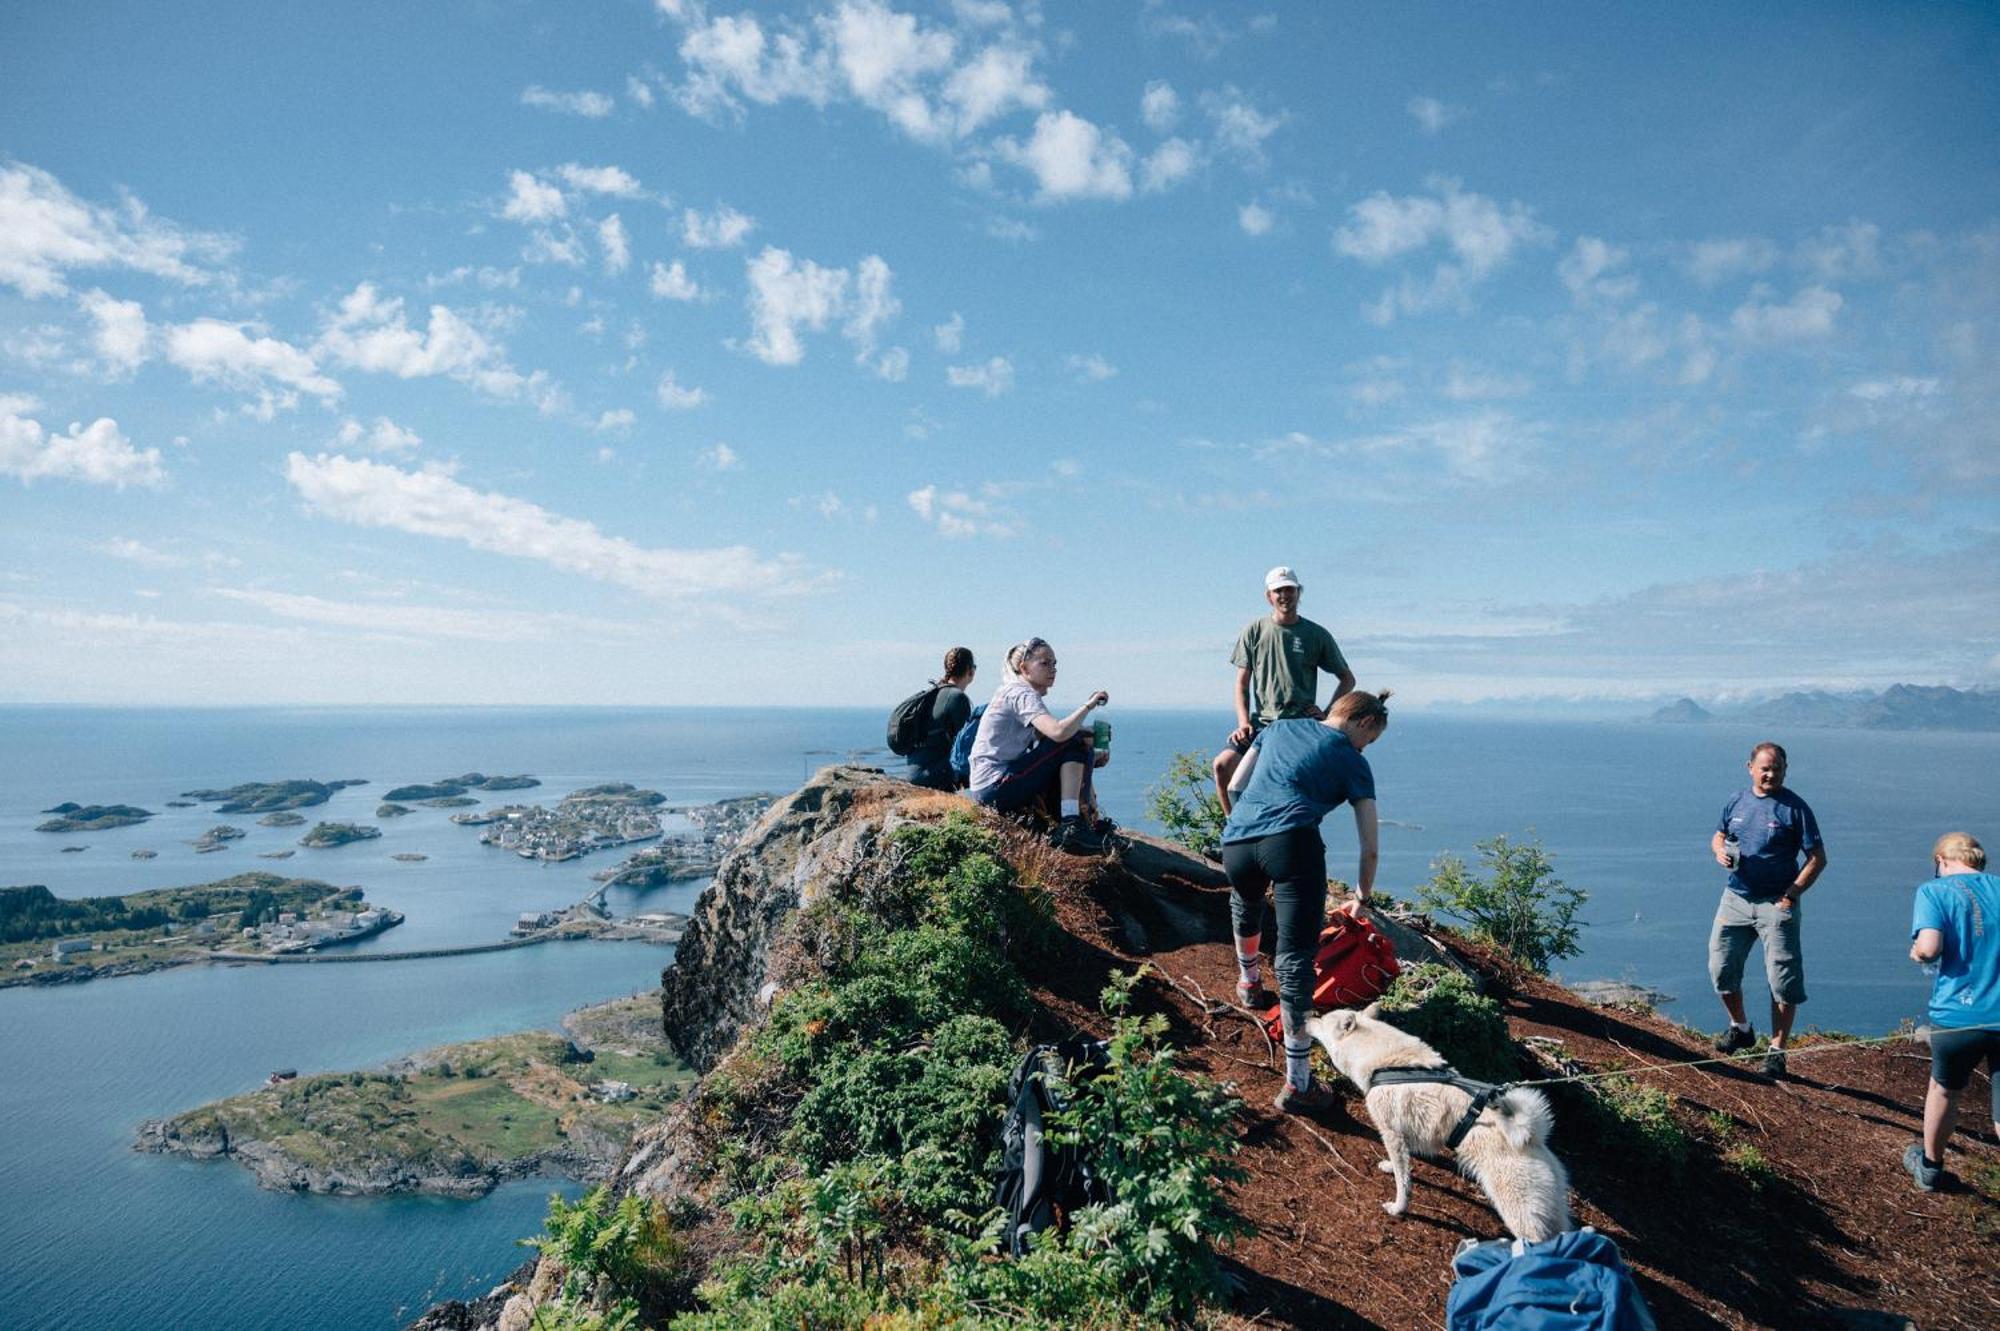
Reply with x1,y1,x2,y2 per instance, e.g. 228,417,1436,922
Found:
1222,825,1327,1043
1929,1025,2000,1122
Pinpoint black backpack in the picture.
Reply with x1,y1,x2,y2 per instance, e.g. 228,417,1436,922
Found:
993,1038,1110,1256
886,682,945,756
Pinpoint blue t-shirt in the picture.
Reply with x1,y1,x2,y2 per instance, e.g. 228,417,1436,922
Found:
1911,872,2000,1029
1716,788,1822,899
1221,718,1375,844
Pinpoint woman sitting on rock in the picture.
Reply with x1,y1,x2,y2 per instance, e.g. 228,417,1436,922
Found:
965,637,1110,852
1221,687,1390,1114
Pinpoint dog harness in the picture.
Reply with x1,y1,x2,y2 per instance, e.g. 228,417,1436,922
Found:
1365,1065,1512,1150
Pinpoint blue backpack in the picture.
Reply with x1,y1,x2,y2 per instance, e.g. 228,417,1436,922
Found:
948,703,987,787
1447,1230,1657,1331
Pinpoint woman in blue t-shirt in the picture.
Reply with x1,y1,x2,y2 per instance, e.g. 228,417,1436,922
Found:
1221,688,1389,1114
1903,830,2000,1191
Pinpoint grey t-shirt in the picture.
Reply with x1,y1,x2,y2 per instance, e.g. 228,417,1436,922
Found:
1231,615,1349,724
967,681,1049,791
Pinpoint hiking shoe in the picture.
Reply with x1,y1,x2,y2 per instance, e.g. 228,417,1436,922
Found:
1235,977,1268,1008
1274,1080,1340,1114
1762,1047,1787,1078
1903,1141,1943,1192
1050,817,1107,855
1714,1024,1756,1055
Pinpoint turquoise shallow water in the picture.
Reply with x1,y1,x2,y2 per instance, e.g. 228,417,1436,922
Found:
2,705,1994,1328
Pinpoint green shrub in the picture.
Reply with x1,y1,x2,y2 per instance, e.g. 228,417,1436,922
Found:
1143,751,1228,859
1581,1072,1691,1176
535,1187,699,1321
1376,962,1518,1084
1417,834,1587,975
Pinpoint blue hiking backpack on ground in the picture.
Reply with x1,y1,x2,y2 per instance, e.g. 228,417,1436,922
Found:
1447,1229,1657,1331
992,1037,1110,1256
948,702,987,787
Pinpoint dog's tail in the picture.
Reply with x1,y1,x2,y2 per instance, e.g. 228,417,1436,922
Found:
1483,1087,1556,1149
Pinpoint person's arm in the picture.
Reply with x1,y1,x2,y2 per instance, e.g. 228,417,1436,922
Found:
1348,798,1379,906
1226,743,1260,798
1322,665,1355,715
1031,690,1108,742
1230,667,1254,742
1780,846,1827,908
1711,830,1732,867
1910,928,1944,964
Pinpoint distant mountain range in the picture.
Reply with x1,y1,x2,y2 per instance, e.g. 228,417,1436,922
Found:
1647,685,2000,732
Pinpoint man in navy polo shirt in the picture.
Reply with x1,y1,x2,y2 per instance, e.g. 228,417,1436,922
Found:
1708,741,1828,1078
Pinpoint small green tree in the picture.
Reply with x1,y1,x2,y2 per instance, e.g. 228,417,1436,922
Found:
1417,834,1586,975
1144,751,1227,859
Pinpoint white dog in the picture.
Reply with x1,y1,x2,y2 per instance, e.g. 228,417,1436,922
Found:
1307,1004,1572,1242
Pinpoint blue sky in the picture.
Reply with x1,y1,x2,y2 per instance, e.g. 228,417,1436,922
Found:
2,1,1996,708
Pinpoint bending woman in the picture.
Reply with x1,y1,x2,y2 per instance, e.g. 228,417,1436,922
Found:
966,637,1111,852
1221,688,1390,1114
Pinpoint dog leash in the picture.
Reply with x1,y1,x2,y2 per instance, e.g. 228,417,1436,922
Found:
1366,1065,1512,1149
1506,1019,2000,1091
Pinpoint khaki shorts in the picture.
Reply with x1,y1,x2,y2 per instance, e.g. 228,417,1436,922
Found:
1708,891,1807,1006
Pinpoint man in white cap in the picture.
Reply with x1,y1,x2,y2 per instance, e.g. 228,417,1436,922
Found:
1212,566,1355,812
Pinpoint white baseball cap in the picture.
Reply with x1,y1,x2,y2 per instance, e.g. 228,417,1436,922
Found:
1265,565,1302,592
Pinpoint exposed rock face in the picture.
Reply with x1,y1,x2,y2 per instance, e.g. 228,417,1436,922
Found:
659,766,896,1072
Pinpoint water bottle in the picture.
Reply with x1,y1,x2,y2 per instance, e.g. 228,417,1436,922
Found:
1723,834,1740,869
1091,718,1112,756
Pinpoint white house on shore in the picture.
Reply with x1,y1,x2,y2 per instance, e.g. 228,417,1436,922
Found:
52,939,94,961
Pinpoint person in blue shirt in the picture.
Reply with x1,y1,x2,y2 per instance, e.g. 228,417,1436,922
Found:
1902,831,2000,1192
1707,741,1827,1078
1221,688,1389,1115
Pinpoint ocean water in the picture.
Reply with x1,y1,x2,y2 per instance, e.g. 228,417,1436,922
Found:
1,705,1994,1329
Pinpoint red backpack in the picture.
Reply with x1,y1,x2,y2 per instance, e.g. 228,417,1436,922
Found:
1262,910,1402,1042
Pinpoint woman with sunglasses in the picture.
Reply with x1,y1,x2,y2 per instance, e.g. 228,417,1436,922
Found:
965,637,1111,852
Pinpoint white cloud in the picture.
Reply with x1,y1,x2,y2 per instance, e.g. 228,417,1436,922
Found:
1238,201,1274,236
1795,220,1881,282
649,260,704,301
1333,176,1550,320
1848,376,1939,402
1066,352,1117,382
933,311,965,353
873,346,910,381
79,288,149,374
0,392,164,488
315,283,558,408
1140,138,1199,193
1444,362,1532,401
164,319,341,409
335,416,423,454
946,355,1014,396
1406,95,1460,134
213,587,632,644
597,214,631,275
657,370,708,410
682,204,757,249
942,44,1049,136
698,442,740,471
594,408,637,433
424,265,522,291
742,247,847,366
0,161,235,299
1141,80,1180,133
285,452,811,599
844,253,901,368
520,85,615,118
673,12,836,119
500,170,567,222
994,110,1134,202
1202,88,1288,168
626,75,657,110
1557,236,1637,304
1685,236,1778,287
557,163,645,197
1730,285,1843,343
97,537,184,568
907,483,1014,538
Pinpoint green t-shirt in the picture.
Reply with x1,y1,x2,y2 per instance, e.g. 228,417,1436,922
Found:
1230,615,1348,724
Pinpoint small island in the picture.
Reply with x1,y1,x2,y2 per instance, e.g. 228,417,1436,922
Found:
134,993,693,1197
191,825,247,854
419,796,480,808
382,783,465,802
257,811,308,828
375,803,413,818
37,803,154,833
437,772,542,792
299,822,382,849
180,779,352,814
390,853,428,862
1,872,400,988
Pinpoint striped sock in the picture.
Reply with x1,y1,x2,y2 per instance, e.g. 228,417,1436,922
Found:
1285,1041,1312,1091
1236,952,1259,985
